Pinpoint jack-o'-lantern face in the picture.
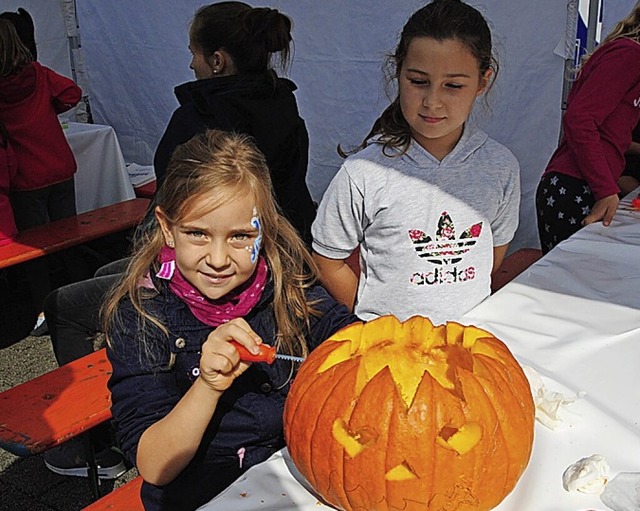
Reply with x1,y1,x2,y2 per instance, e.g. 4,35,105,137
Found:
284,315,534,511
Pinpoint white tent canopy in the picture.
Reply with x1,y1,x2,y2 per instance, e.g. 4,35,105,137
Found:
1,0,634,252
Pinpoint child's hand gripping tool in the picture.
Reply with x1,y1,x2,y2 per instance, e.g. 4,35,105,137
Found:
229,340,305,365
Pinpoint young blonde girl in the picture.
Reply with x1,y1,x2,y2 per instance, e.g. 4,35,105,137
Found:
103,129,357,511
312,0,520,324
536,4,640,253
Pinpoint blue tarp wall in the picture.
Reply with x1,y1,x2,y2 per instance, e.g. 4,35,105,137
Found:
0,0,634,251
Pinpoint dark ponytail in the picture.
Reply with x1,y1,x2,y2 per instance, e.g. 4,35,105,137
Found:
190,2,293,75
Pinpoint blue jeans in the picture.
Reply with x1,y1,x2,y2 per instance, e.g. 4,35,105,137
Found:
44,258,129,366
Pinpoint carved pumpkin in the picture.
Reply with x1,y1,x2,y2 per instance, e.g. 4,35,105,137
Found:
284,315,534,511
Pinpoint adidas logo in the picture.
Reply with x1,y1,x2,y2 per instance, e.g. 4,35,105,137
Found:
408,211,482,265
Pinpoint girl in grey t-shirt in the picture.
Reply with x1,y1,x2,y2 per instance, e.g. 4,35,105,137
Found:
312,0,520,324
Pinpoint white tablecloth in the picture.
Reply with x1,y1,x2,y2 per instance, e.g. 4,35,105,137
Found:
199,190,640,511
64,122,135,213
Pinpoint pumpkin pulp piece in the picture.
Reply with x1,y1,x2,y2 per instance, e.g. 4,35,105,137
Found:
445,321,466,345
462,325,493,348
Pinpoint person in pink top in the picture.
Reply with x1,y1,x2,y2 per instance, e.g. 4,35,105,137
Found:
536,4,640,253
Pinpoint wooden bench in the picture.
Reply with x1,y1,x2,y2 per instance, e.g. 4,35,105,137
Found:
82,475,144,510
491,248,543,293
0,197,150,269
133,179,156,199
0,348,114,498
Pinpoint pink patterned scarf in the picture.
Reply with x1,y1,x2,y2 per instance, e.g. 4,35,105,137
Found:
155,245,268,327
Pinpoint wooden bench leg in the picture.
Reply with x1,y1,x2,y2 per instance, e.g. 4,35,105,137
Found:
82,431,102,500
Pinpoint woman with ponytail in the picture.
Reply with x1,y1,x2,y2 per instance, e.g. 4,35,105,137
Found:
155,2,316,246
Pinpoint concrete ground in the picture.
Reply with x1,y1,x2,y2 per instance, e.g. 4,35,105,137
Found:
0,334,138,511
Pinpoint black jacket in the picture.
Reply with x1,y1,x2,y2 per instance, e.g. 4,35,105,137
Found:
107,276,358,510
154,72,317,246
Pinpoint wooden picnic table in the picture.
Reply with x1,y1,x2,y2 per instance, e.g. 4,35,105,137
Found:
0,198,150,270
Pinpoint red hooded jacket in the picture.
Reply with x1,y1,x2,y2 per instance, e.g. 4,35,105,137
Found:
0,62,81,190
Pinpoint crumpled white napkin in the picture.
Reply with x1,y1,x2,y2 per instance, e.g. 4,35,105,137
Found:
562,454,610,494
522,366,585,429
562,454,640,511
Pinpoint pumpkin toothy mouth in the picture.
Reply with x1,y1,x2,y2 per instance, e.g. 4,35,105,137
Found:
317,317,500,408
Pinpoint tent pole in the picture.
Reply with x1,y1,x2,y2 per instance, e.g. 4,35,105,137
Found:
585,0,601,52
559,0,578,142
61,0,93,123
558,0,601,143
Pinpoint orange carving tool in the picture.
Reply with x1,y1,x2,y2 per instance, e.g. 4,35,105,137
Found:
229,340,305,364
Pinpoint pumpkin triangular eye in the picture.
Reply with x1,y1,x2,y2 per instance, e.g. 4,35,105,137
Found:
436,422,482,455
284,315,535,511
331,419,377,458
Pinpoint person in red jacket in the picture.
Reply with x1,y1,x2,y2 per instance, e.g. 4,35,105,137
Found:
0,19,82,327
536,4,640,253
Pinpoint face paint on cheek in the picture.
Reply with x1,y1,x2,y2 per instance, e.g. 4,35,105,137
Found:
249,208,263,264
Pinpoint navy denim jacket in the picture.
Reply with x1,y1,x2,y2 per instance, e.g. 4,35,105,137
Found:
107,277,358,510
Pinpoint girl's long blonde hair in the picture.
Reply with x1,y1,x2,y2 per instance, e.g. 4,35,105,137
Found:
103,130,319,364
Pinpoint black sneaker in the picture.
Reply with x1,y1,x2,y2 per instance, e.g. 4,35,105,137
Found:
43,438,126,480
